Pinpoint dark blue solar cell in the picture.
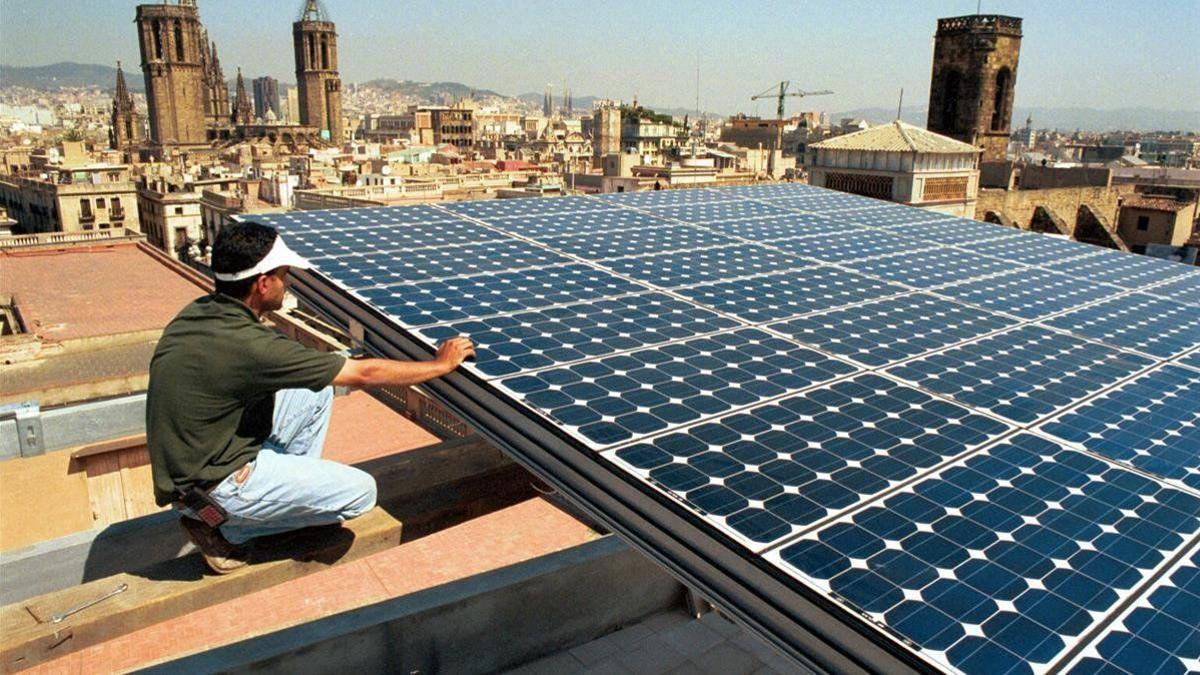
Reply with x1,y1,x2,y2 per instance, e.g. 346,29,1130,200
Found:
1041,365,1200,491
771,292,1016,367
888,325,1153,425
316,239,572,288
779,433,1200,675
649,199,798,224
1044,292,1200,359
875,217,1025,246
769,229,926,262
678,266,909,323
698,213,870,240
282,217,509,260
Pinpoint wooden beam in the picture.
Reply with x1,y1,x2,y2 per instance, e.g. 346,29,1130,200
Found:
1,507,402,671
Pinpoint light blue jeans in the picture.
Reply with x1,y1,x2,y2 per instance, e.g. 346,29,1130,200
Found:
203,386,377,545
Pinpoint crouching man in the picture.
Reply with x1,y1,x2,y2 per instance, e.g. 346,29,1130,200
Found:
147,222,474,574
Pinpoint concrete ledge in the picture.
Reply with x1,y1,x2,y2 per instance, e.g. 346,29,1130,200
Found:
143,535,684,674
1,508,403,672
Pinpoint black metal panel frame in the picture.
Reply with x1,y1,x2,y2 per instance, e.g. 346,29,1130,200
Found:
288,269,935,675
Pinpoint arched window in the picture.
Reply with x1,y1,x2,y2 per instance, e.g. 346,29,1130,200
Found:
991,68,1011,131
174,21,185,61
152,21,163,60
321,38,329,70
940,70,961,132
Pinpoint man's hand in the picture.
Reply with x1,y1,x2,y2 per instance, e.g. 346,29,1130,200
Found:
436,336,476,372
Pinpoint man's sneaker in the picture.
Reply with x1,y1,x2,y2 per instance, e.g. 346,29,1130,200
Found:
179,516,250,574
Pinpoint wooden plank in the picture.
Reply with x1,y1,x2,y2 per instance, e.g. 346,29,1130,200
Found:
0,506,402,672
69,434,146,460
117,447,162,520
82,453,125,529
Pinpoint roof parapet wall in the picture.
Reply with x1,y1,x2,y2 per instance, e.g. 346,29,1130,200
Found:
936,15,1023,37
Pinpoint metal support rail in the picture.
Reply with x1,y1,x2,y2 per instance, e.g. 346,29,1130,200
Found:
287,268,933,675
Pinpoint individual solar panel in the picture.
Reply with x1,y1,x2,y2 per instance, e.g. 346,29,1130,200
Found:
847,248,1025,288
677,266,909,323
537,225,739,260
766,193,881,212
1142,271,1200,306
933,268,1128,321
481,209,675,238
417,292,742,378
354,264,648,327
886,325,1154,426
876,218,1025,246
842,208,951,228
1065,542,1200,675
439,194,613,219
497,328,858,448
722,183,823,200
1045,251,1198,289
598,243,805,288
315,240,573,288
770,293,1018,368
772,432,1200,675
261,204,457,231
608,373,1011,549
769,229,927,263
696,213,869,240
1179,349,1200,371
1043,292,1200,359
594,188,736,206
963,234,1105,266
284,218,509,260
649,200,800,224
1039,365,1200,492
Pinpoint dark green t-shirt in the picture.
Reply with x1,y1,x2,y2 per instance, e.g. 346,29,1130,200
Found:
147,294,345,505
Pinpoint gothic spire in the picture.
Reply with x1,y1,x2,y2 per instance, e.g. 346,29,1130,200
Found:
114,61,131,107
233,67,253,124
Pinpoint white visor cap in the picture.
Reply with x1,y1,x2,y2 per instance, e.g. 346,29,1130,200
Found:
212,235,311,281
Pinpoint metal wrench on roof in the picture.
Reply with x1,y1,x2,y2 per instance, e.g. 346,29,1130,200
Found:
50,583,129,624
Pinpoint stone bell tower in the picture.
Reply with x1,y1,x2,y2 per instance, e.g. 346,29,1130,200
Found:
136,1,209,149
926,14,1022,162
293,0,343,142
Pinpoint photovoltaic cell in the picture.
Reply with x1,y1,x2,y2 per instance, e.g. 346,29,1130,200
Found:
1067,543,1200,675
1179,350,1200,371
594,188,736,206
1044,293,1200,359
417,292,741,378
260,204,456,231
876,218,1025,246
841,207,950,228
608,373,1010,549
1045,251,1198,289
316,240,573,288
440,195,613,219
598,243,805,288
769,293,1018,368
774,433,1200,675
498,328,858,448
537,225,739,260
1040,365,1200,492
676,266,909,323
933,268,1126,320
355,264,647,327
886,325,1154,425
651,200,799,223
847,248,1025,288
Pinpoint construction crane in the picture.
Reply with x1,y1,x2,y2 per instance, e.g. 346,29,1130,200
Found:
750,81,833,119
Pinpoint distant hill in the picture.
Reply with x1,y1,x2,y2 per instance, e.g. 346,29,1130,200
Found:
0,62,144,92
359,79,506,102
831,105,1200,133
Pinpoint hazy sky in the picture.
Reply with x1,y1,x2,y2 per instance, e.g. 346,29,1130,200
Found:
1,0,1197,114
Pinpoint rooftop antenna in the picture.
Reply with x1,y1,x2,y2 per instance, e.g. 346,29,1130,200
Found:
976,0,982,14
896,88,904,121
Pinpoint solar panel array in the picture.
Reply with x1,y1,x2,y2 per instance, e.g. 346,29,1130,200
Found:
254,183,1200,675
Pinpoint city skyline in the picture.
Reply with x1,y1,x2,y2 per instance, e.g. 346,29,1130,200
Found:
1,0,1198,116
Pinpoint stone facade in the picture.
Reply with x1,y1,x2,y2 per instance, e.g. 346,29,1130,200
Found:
109,62,142,159
927,15,1022,162
135,3,210,149
293,2,342,142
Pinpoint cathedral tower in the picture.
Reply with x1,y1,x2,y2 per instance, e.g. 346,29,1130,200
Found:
232,68,254,125
926,15,1022,162
135,1,209,149
292,0,342,141
110,62,143,158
